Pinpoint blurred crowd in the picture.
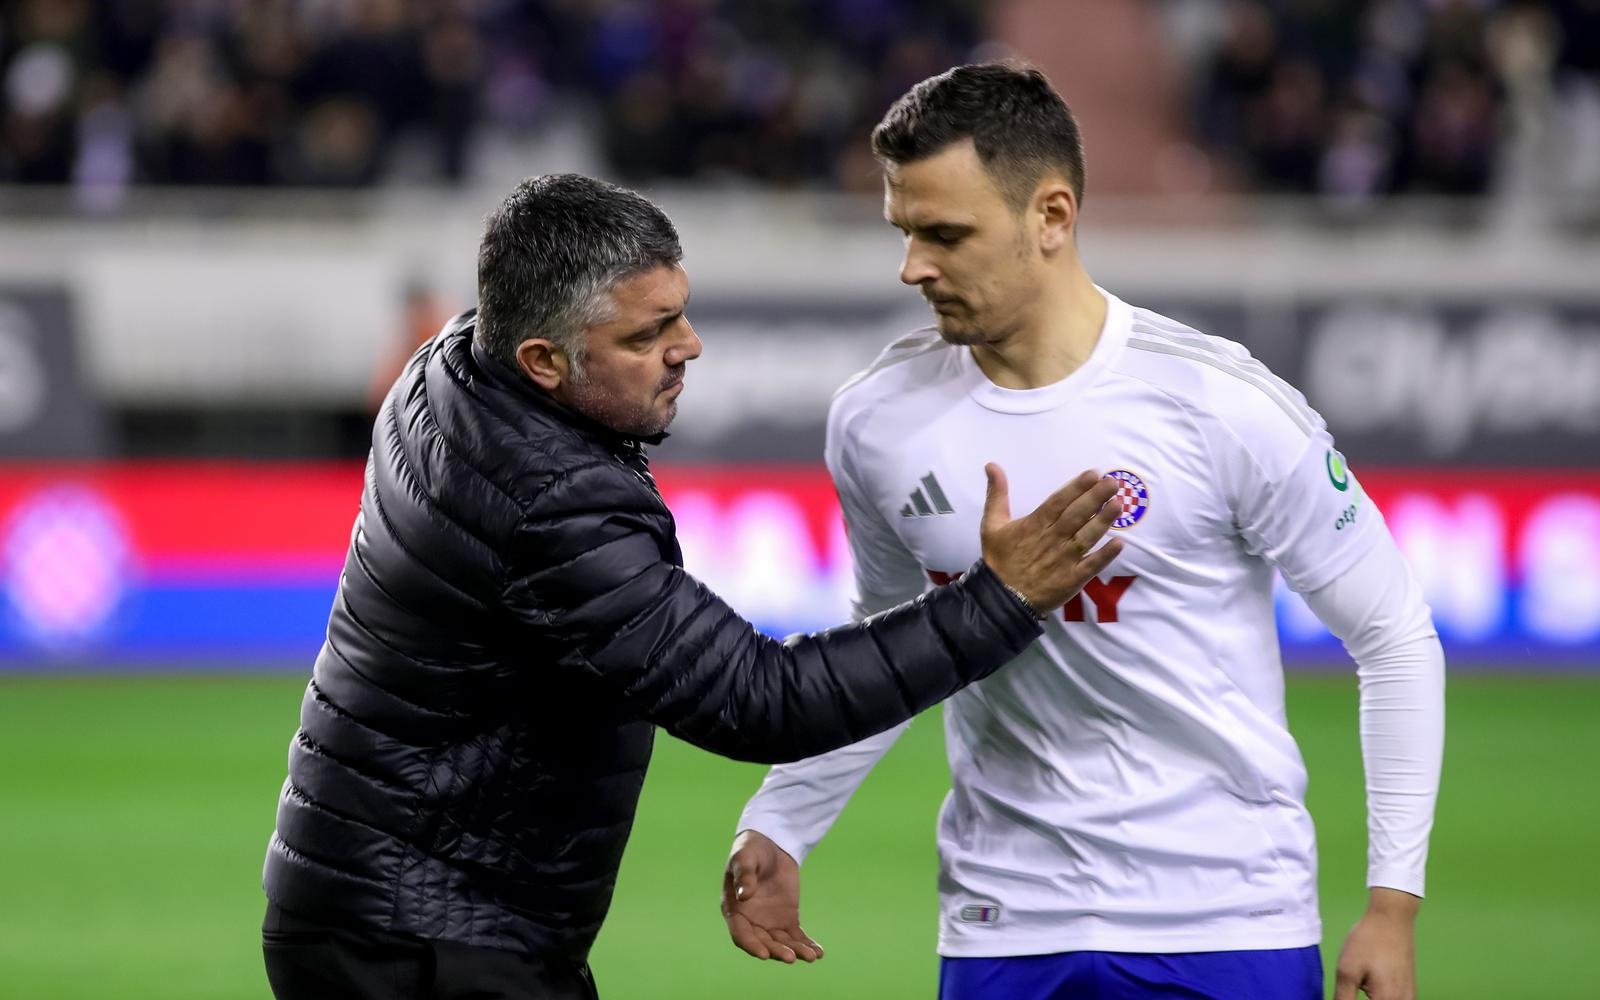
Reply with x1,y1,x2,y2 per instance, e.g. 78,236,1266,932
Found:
0,0,977,192
1188,0,1600,199
2,0,483,189
3,0,1598,202
583,0,980,187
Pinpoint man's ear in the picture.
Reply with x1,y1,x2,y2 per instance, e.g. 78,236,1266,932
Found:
1036,183,1077,254
515,339,569,392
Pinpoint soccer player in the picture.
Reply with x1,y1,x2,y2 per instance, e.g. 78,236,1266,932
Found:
721,65,1444,1000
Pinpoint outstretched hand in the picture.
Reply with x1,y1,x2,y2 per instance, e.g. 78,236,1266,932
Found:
721,829,822,964
980,464,1124,612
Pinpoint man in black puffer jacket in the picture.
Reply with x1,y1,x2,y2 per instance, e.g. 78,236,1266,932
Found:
261,174,1124,1000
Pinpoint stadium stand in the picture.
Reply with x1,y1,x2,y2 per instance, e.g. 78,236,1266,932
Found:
5,0,1596,203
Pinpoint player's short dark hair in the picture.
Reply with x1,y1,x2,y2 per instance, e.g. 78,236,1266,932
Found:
872,63,1086,212
476,173,682,372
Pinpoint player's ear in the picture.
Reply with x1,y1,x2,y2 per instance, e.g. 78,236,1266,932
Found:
1037,183,1076,254
515,338,570,392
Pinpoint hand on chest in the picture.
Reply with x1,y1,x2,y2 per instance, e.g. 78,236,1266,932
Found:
875,418,1217,624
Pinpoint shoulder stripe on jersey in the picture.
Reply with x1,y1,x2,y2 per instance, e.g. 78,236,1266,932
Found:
831,329,945,402
1132,313,1289,392
1132,310,1201,335
1126,332,1316,436
1128,314,1318,431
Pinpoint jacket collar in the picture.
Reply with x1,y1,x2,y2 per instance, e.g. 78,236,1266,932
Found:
457,310,669,450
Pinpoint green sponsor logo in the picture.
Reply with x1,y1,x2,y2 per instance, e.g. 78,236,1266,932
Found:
1326,450,1350,492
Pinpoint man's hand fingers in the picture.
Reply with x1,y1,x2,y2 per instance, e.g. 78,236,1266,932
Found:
761,927,798,964
1073,538,1123,583
1048,475,1119,536
725,913,770,960
729,915,796,963
981,463,1011,533
1358,971,1412,1000
1332,969,1361,1000
770,928,821,963
1065,497,1122,557
1027,468,1103,526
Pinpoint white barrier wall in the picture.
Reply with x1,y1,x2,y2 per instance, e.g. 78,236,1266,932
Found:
2,188,1598,405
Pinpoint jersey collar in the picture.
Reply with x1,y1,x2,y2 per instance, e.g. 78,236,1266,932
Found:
961,286,1131,414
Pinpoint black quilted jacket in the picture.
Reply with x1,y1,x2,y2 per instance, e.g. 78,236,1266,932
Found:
261,311,1042,961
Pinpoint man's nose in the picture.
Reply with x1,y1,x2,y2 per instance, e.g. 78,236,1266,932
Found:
900,244,938,286
667,318,702,365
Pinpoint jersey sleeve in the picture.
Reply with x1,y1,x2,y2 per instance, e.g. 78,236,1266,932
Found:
1216,372,1444,896
736,722,911,865
1221,390,1386,596
1301,534,1445,897
732,441,924,860
731,395,933,859
826,399,928,618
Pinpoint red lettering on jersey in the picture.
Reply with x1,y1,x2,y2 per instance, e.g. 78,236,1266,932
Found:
925,568,964,587
1061,575,1138,623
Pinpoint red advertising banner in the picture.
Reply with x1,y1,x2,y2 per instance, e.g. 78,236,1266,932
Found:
1,462,1596,664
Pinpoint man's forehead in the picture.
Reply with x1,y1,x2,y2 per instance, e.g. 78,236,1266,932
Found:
885,204,979,230
616,263,689,305
883,180,981,229
882,146,1002,223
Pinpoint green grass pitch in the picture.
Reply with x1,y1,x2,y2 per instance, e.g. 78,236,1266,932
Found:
1,672,1596,998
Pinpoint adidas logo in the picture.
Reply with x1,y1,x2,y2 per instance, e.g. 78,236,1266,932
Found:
900,472,955,518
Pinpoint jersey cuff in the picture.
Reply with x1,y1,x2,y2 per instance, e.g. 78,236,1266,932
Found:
736,814,812,868
1366,864,1426,898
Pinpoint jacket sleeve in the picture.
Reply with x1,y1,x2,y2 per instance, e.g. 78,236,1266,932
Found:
502,460,1040,764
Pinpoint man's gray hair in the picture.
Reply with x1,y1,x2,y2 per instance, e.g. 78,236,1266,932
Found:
475,174,682,377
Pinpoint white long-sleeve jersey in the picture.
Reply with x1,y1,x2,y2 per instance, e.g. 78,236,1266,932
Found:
737,290,1445,958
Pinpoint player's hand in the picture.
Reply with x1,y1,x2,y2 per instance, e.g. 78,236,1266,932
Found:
1334,888,1420,1000
721,829,822,964
980,464,1124,612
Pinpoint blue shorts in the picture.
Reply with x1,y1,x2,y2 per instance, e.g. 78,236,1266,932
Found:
939,946,1323,1000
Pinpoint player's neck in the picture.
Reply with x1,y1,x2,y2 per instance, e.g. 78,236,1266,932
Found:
970,269,1107,390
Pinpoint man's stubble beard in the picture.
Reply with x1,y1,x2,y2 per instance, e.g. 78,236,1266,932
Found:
936,321,986,347
934,309,1005,348
566,368,682,438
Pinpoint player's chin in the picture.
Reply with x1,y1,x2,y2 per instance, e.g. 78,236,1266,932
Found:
935,321,983,346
